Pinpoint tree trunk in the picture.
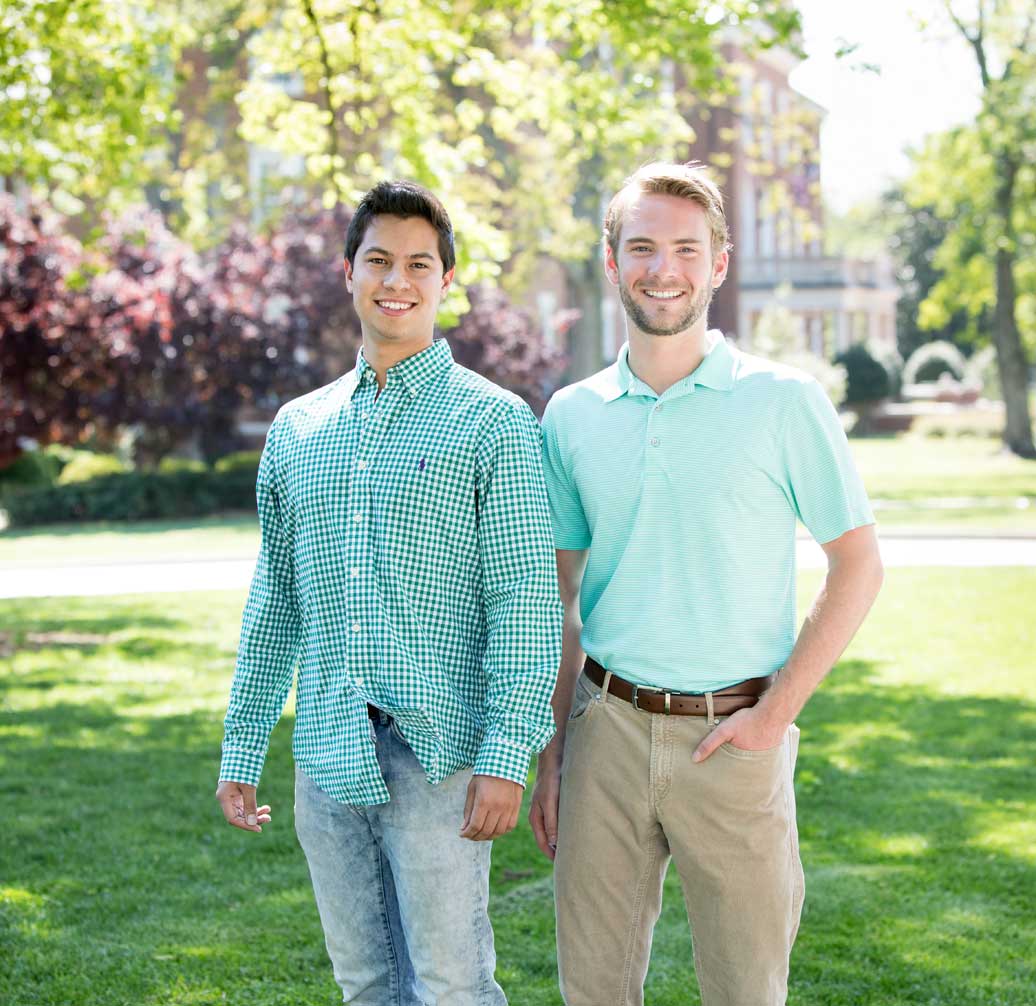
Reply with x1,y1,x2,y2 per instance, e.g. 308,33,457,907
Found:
992,156,1036,458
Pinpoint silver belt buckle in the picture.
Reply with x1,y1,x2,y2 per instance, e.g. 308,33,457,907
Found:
631,684,671,714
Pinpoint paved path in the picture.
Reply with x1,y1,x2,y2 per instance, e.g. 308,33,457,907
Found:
2,537,1035,599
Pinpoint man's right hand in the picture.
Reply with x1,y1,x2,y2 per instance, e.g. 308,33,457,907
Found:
528,763,562,861
216,780,272,833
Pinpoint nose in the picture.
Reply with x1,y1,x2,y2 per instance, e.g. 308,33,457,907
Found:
382,264,411,290
649,249,680,279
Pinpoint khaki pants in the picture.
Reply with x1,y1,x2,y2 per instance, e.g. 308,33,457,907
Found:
554,672,804,1006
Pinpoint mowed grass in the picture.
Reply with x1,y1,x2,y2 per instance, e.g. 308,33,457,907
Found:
2,569,1035,1005
852,436,1036,532
2,436,1035,569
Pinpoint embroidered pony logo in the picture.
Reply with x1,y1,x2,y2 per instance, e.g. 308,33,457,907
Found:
417,459,427,472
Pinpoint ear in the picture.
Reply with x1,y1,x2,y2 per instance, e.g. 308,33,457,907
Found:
441,266,455,295
603,241,620,287
343,257,354,293
711,248,729,289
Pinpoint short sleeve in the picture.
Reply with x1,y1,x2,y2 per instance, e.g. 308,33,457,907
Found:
540,398,591,550
781,379,875,544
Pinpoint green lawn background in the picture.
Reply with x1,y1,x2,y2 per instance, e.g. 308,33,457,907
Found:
2,437,1035,570
2,567,1035,1005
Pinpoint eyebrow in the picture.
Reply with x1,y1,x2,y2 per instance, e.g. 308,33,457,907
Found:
364,246,437,260
624,236,704,246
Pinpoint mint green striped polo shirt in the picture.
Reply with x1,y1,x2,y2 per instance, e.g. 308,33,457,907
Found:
541,333,874,693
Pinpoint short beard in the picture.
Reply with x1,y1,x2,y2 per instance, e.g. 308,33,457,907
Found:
618,280,713,337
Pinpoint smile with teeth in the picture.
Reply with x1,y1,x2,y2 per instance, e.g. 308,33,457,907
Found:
376,300,416,311
642,289,684,299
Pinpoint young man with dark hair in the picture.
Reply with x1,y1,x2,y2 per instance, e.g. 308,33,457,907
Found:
217,180,560,1006
531,162,884,1006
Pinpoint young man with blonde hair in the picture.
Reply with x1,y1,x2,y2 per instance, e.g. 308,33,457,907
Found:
530,162,883,1006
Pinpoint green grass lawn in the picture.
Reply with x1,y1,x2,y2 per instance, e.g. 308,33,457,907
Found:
2,569,1035,1005
2,436,1034,568
851,436,1036,533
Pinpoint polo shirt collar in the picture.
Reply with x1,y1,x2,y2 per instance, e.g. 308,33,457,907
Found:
611,330,737,401
352,338,453,399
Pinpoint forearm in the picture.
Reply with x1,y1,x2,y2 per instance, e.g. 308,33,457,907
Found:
536,607,585,772
758,528,884,727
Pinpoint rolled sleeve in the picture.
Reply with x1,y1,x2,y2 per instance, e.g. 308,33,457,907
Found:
219,417,302,786
473,403,562,781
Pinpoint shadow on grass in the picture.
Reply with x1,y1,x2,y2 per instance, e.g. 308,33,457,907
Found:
2,656,1034,1005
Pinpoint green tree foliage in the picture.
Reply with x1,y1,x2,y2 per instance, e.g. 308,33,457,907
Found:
228,0,798,297
882,190,984,361
904,0,1036,456
0,0,181,215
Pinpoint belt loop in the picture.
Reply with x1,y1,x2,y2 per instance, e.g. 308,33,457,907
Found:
705,691,716,726
600,670,612,706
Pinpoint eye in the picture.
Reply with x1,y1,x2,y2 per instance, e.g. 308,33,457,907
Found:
677,246,698,255
630,244,652,253
411,261,429,270
366,256,388,265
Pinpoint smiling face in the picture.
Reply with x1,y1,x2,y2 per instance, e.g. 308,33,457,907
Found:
344,214,454,351
605,192,728,340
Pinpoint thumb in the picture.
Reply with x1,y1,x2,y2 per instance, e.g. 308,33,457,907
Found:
241,786,259,827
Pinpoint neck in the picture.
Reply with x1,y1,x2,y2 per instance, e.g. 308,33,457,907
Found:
361,332,434,389
625,323,711,396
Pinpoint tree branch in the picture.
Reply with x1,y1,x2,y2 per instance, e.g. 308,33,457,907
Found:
944,0,990,87
299,0,345,202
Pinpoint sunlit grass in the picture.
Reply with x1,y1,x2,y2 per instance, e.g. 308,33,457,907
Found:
2,569,1036,1004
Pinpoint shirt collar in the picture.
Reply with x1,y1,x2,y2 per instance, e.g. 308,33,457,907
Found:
352,338,453,399
608,330,738,402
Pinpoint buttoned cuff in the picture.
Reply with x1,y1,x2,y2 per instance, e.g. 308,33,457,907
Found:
473,732,534,787
218,745,267,788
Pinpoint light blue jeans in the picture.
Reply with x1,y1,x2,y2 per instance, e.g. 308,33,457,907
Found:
294,717,507,1006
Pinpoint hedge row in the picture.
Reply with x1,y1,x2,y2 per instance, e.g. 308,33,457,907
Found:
1,466,259,527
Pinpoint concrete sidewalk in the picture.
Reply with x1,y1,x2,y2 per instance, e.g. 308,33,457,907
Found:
2,537,1035,599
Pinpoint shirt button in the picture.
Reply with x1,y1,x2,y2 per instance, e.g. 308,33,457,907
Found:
650,437,660,447
353,513,363,523
654,404,662,412
352,622,361,633
350,567,360,577
356,459,367,471
361,411,370,420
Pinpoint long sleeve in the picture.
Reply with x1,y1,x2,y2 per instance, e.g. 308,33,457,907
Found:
219,417,302,786
472,403,563,785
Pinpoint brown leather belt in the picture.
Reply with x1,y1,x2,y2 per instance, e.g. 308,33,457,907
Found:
584,657,775,716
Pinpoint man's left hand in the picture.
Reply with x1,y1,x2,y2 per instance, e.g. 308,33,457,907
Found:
460,775,524,841
692,705,789,763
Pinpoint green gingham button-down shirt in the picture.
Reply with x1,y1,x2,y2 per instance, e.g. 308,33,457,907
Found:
220,339,561,805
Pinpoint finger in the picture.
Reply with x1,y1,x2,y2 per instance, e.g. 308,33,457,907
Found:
460,800,486,840
476,810,504,841
543,792,559,853
692,727,729,763
529,800,554,858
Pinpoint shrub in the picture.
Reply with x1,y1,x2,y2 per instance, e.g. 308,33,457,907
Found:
903,341,967,385
157,457,207,474
0,450,63,494
57,453,128,485
2,467,257,527
213,450,261,475
834,343,891,404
